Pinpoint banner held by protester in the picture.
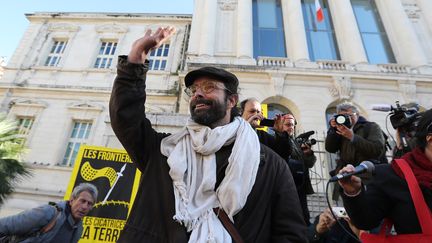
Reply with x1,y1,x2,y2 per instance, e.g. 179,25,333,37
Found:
64,145,141,243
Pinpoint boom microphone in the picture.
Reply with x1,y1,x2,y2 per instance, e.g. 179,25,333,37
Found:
329,161,375,182
371,104,393,112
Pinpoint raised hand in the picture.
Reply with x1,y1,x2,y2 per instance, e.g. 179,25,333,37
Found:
128,26,176,64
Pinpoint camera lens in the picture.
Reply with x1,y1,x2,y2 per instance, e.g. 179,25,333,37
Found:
334,114,352,128
335,115,347,125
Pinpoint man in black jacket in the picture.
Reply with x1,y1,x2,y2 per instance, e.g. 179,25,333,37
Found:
282,114,317,226
109,27,307,242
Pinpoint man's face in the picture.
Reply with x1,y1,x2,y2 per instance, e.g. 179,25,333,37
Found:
188,78,236,127
242,100,262,128
338,108,359,128
283,118,296,136
69,191,95,222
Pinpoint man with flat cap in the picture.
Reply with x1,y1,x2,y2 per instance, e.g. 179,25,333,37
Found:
109,27,307,243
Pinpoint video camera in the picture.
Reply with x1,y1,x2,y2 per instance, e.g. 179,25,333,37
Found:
295,130,317,147
372,101,420,132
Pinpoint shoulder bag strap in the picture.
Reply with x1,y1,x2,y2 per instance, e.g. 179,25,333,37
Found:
40,205,61,233
213,207,244,243
395,159,432,234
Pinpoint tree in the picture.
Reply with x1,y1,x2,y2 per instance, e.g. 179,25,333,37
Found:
0,115,31,206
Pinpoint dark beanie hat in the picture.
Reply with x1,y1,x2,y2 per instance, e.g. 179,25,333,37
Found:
184,67,239,94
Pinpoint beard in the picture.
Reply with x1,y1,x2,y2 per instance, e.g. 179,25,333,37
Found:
190,97,228,127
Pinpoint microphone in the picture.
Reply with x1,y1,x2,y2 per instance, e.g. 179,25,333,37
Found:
329,161,375,182
371,104,393,112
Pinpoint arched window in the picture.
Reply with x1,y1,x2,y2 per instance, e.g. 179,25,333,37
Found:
302,0,340,61
252,0,287,58
351,0,395,64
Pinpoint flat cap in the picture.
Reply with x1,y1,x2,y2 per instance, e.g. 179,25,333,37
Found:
184,67,239,93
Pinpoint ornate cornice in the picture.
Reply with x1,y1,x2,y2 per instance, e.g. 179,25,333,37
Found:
95,24,128,34
48,23,79,32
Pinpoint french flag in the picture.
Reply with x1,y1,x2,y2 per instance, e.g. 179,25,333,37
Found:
315,0,324,22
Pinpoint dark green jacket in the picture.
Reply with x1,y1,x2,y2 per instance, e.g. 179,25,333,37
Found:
325,116,386,169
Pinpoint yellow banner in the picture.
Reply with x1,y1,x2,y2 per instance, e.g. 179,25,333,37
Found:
65,145,141,243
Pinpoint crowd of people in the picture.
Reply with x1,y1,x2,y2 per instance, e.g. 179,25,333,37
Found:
1,26,431,242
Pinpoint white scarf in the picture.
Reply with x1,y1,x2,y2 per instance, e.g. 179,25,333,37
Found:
160,116,260,243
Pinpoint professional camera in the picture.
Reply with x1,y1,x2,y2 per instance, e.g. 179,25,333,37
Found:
389,102,419,131
372,101,420,131
333,114,352,128
295,130,317,147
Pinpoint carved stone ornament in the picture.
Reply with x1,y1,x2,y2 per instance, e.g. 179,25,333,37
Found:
10,98,48,108
68,101,104,111
218,0,237,11
48,23,79,32
398,80,417,103
95,24,128,34
271,74,285,97
329,76,353,100
404,4,420,19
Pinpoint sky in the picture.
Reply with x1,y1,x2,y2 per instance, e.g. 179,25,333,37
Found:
0,0,194,64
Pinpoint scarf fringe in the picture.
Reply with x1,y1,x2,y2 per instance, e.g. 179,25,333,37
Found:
173,208,214,232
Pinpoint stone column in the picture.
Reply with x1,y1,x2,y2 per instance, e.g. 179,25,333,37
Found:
281,0,309,61
187,0,205,55
198,0,217,57
375,0,427,66
327,0,367,63
237,0,253,59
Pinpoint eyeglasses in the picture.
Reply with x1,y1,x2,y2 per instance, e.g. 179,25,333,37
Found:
184,80,231,97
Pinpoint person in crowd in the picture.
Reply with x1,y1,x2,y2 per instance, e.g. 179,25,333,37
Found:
282,113,317,225
325,102,386,169
337,108,432,235
240,98,290,159
0,183,98,243
392,103,420,159
308,207,360,243
109,26,307,242
325,102,386,201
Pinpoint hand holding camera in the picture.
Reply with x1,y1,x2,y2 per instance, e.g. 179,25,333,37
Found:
330,114,355,140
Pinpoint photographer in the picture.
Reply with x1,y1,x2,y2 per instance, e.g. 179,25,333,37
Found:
391,102,420,158
282,113,317,226
308,207,360,243
325,102,386,170
240,98,290,159
337,108,432,237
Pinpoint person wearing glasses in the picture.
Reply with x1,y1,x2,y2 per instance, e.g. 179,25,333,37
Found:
325,102,386,171
239,98,290,159
109,27,307,242
337,108,432,236
325,102,386,201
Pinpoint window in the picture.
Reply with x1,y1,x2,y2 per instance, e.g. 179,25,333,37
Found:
351,0,395,64
302,0,340,61
44,40,68,67
94,41,117,69
148,44,169,71
17,117,34,144
62,121,92,166
252,0,287,58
